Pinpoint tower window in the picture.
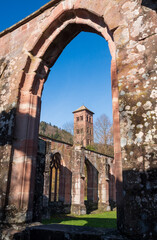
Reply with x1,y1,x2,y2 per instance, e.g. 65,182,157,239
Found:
89,117,91,123
90,128,92,135
76,117,79,121
81,128,83,133
86,116,88,122
77,129,79,134
80,115,83,121
87,127,89,133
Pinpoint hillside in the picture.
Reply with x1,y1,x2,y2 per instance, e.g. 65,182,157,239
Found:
39,121,113,156
39,121,73,144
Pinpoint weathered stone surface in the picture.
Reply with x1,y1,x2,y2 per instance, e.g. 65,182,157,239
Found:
34,136,114,219
0,0,156,239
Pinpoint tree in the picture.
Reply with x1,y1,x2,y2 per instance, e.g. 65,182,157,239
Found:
94,114,113,156
54,129,62,141
40,121,47,133
62,121,74,135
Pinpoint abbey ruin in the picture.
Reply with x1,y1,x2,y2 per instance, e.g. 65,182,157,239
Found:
33,106,115,220
0,0,157,239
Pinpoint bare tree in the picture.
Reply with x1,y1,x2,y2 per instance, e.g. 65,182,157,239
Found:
62,121,74,135
94,114,113,156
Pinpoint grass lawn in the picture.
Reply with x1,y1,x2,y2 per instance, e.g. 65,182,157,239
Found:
42,211,117,229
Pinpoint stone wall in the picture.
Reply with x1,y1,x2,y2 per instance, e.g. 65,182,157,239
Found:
34,136,114,220
0,0,156,239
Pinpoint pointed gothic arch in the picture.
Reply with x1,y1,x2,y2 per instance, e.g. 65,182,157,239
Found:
10,6,121,225
0,1,156,238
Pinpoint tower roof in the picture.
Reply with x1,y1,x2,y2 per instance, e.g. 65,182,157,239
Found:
72,105,94,114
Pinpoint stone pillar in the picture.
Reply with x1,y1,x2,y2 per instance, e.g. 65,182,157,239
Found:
5,93,41,223
105,179,110,209
71,146,86,215
114,6,157,237
98,158,108,210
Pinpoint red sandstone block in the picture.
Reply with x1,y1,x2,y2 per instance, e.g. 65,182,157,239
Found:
21,23,28,31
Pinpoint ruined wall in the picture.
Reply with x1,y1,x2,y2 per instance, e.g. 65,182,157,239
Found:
34,136,114,219
41,137,73,219
0,0,156,239
84,149,115,212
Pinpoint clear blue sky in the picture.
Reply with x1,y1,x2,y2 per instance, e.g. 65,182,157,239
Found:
0,1,113,129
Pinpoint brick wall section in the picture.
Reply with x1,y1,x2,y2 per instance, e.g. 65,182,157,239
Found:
0,0,156,238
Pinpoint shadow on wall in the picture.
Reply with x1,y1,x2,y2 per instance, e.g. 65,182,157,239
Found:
0,108,16,146
84,158,99,214
0,108,17,222
118,168,157,240
141,0,157,11
0,108,40,223
109,173,116,211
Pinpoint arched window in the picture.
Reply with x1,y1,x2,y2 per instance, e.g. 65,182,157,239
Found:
49,153,61,202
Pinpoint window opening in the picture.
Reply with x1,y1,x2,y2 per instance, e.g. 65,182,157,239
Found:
49,153,61,202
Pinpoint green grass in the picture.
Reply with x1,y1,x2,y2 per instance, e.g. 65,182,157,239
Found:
42,211,117,229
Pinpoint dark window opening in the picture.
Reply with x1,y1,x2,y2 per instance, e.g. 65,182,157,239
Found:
49,153,61,202
105,160,110,179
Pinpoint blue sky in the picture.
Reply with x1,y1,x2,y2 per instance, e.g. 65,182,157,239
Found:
1,1,113,128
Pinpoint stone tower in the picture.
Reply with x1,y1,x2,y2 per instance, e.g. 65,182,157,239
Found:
73,105,94,147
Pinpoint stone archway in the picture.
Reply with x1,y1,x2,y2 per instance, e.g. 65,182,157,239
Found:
0,1,156,239
9,6,122,224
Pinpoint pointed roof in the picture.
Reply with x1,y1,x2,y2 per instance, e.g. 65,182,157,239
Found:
72,105,94,114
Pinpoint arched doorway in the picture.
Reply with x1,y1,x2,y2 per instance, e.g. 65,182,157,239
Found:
9,8,121,225
0,1,156,238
